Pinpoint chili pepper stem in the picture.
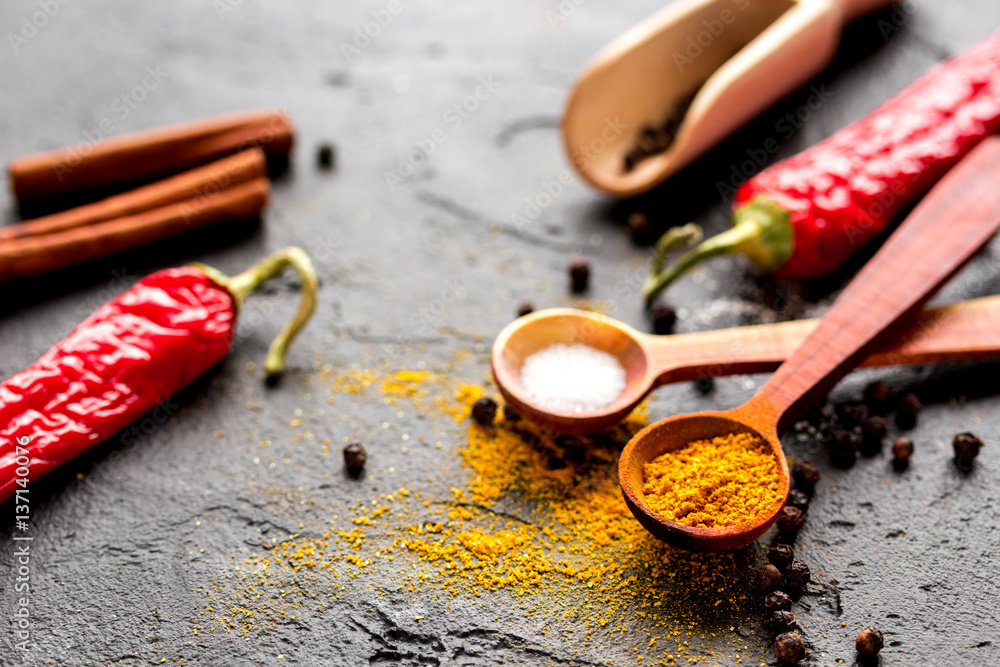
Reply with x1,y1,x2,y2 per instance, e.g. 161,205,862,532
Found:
643,198,794,305
193,247,318,376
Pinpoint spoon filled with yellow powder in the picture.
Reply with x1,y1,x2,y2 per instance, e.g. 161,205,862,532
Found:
641,432,781,529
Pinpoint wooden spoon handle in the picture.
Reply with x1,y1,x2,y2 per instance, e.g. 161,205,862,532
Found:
644,295,1000,385
751,136,1000,432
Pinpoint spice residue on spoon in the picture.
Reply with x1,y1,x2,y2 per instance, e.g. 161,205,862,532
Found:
642,432,782,528
520,343,626,413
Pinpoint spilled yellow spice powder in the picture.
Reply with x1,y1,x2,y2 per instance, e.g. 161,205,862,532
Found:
642,433,781,529
205,364,770,664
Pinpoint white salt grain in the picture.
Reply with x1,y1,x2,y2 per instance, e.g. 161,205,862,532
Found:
520,343,626,413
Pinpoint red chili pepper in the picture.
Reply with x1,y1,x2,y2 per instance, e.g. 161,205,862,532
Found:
645,28,1000,303
0,248,317,504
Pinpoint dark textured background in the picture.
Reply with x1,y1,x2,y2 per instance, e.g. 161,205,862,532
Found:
1,1,999,665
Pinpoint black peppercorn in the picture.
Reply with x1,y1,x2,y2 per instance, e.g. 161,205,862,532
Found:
838,402,868,428
855,626,884,656
860,415,888,456
316,143,336,169
569,257,590,293
517,301,535,317
784,559,810,589
777,506,805,534
791,460,821,493
829,432,858,469
755,563,783,593
764,590,793,612
627,211,654,245
786,489,810,513
768,544,794,571
650,305,677,335
892,436,913,460
693,377,715,394
637,125,659,154
774,631,805,663
767,611,797,634
952,432,983,461
471,397,498,426
895,392,922,430
864,380,895,414
343,442,367,473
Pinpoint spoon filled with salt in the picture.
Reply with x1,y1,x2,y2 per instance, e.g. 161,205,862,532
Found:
618,137,1000,551
493,293,1000,435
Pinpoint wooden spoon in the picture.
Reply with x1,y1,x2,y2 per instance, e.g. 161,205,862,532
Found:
562,0,893,197
618,136,1000,552
493,295,1000,435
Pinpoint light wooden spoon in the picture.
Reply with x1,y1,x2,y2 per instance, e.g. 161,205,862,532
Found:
562,0,893,197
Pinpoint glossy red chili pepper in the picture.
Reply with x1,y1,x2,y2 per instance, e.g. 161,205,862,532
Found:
0,248,316,504
645,27,1000,303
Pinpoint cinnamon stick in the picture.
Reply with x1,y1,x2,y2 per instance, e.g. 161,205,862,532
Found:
0,148,267,242
0,177,270,283
8,109,292,206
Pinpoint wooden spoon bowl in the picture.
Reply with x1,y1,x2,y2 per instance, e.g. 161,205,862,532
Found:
619,408,786,552
492,309,649,434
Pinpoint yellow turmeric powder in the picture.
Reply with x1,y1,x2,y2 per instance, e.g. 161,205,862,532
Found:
642,432,781,528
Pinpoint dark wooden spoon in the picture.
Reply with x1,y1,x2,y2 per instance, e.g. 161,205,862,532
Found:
619,136,1000,552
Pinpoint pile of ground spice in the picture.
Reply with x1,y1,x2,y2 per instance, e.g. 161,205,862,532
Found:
642,433,782,529
202,363,772,664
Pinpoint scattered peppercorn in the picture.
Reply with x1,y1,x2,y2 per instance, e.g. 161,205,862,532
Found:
764,591,793,612
829,430,859,469
316,143,336,169
768,544,794,571
569,257,590,293
786,489,810,513
343,442,367,473
777,506,805,535
627,211,654,245
517,301,535,317
693,377,715,394
838,402,869,428
892,436,914,460
864,380,895,414
895,391,922,430
784,559,810,589
755,563,783,593
952,432,983,461
767,611,797,635
471,397,498,426
860,415,887,456
774,631,805,663
855,627,884,656
649,304,677,335
791,460,820,494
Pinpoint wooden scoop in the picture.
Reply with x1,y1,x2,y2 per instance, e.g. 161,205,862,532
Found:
492,295,1000,435
562,0,893,197
617,137,1000,551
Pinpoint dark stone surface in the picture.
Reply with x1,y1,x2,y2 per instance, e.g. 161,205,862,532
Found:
1,1,999,665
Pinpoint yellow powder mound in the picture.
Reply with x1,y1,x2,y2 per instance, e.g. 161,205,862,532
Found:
642,433,782,529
